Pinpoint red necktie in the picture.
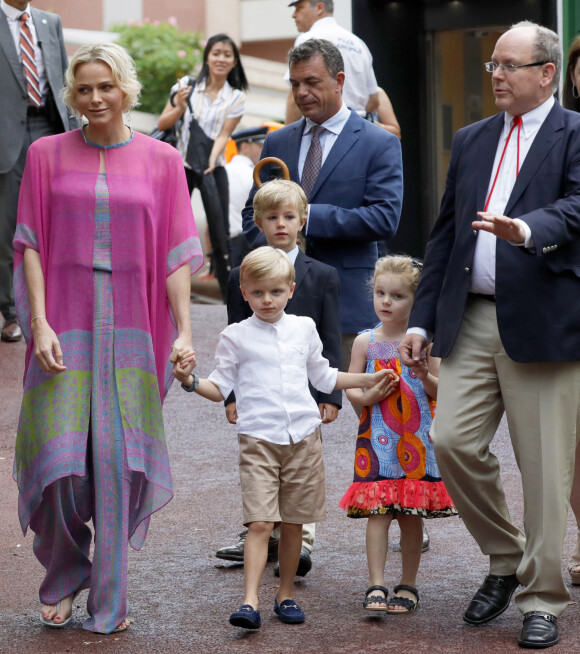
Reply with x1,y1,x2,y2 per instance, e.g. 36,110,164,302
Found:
484,116,522,211
19,12,42,107
301,125,324,199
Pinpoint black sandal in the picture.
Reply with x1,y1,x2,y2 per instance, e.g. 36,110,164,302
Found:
363,585,389,611
387,584,419,613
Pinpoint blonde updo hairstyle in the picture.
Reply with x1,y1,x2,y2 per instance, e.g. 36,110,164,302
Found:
63,42,142,118
372,255,422,294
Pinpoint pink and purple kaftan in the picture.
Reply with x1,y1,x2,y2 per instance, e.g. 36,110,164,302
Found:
12,129,203,552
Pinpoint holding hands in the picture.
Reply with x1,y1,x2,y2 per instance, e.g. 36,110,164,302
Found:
363,367,399,404
170,341,197,386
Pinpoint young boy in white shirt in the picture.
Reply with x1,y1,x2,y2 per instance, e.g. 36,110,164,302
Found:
174,246,394,629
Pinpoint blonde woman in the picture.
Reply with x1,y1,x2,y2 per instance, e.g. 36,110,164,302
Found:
13,43,202,634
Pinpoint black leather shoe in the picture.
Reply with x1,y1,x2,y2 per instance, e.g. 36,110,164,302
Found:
518,612,559,648
273,546,312,577
1,318,22,342
463,573,519,625
215,530,279,562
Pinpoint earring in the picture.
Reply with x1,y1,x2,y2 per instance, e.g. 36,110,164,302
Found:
573,84,579,100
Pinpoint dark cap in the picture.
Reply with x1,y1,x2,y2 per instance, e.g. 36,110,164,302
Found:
232,126,269,145
287,1,302,6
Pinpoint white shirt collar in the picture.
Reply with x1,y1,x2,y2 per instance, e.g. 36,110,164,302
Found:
505,95,555,138
1,1,30,19
285,246,300,265
304,102,350,136
249,311,289,328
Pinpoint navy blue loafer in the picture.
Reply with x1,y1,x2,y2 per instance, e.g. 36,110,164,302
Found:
274,597,305,624
229,604,261,629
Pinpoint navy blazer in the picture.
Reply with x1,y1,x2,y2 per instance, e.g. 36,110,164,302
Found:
242,110,403,334
226,250,342,407
410,101,580,363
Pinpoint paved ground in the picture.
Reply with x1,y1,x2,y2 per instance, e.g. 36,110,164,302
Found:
1,302,579,654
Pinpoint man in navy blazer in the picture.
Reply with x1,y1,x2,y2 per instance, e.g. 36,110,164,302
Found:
400,22,580,649
242,38,403,369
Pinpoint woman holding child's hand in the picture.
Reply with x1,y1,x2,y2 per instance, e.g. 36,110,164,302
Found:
13,43,203,635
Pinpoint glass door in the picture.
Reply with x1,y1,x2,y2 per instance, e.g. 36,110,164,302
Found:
425,27,505,227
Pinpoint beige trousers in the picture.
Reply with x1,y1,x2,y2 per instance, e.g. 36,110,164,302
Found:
432,296,580,616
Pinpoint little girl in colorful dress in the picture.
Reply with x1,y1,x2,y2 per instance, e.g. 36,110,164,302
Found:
339,255,458,614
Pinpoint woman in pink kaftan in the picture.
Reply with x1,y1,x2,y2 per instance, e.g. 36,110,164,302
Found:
12,43,203,634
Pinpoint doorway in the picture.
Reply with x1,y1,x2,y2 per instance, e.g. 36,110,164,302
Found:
425,27,505,225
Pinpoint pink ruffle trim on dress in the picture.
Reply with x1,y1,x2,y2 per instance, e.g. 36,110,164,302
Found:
339,478,457,515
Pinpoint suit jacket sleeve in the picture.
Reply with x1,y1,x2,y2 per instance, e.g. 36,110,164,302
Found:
312,264,342,407
519,126,580,277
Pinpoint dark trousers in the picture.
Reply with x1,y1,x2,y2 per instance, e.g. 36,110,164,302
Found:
0,114,58,321
185,166,230,302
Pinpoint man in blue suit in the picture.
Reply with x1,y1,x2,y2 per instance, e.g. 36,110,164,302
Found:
242,38,403,369
400,22,580,649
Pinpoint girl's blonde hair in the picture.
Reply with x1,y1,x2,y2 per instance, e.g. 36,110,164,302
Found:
63,42,142,118
373,254,422,293
253,179,307,225
240,246,295,287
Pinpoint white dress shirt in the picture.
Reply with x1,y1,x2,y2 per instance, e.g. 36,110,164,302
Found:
300,102,351,230
285,16,378,113
1,0,47,101
471,95,554,293
208,313,338,444
299,102,351,177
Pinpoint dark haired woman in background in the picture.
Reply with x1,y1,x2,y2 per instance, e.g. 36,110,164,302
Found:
562,34,580,586
158,33,248,301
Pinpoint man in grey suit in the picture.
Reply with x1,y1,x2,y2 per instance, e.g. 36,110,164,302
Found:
0,0,73,342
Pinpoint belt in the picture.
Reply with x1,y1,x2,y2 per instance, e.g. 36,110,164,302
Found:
27,105,47,117
469,292,495,303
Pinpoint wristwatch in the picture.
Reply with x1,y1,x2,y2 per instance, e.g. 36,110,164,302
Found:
181,372,199,392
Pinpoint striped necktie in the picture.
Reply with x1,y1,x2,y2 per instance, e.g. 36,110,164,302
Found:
19,12,42,107
301,125,325,199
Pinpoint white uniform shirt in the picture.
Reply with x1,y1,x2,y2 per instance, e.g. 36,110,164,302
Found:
285,16,378,114
208,313,338,444
1,0,48,100
171,76,245,168
471,95,554,293
225,153,254,238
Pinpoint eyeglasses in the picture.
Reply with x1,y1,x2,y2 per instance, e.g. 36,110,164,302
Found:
484,61,548,74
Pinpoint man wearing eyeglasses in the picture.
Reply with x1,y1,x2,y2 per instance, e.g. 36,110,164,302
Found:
399,21,580,649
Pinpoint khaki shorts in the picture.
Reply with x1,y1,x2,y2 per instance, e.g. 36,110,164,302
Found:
238,429,327,525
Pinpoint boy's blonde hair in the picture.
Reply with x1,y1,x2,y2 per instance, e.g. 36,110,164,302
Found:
253,179,307,225
373,255,422,293
63,42,142,118
240,246,295,287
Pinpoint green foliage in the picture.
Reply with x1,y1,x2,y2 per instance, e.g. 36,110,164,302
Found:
113,20,204,115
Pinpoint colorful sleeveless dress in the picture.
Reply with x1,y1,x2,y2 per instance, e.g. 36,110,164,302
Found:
339,332,457,518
